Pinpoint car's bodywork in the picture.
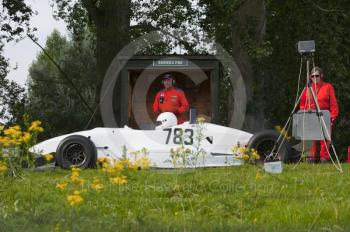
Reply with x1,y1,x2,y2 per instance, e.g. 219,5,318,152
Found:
31,122,255,168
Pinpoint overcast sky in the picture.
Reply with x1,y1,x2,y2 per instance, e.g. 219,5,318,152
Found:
3,0,67,87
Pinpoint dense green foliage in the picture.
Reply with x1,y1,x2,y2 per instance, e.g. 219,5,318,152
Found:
261,1,350,159
0,0,33,124
0,0,33,45
1,165,350,231
193,0,350,157
1,0,349,157
0,48,27,124
26,30,96,139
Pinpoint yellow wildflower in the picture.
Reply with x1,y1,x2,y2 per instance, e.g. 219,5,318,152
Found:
274,125,291,141
4,126,22,137
71,166,81,171
102,166,114,173
239,147,249,154
71,175,85,186
255,171,263,181
67,191,83,206
70,167,84,184
70,172,80,181
128,162,138,171
232,145,261,163
78,178,85,186
116,159,138,171
0,137,12,147
12,125,21,131
43,153,54,162
274,125,282,131
21,132,32,143
176,146,184,153
91,183,103,191
0,161,8,173
110,175,128,185
0,137,11,147
0,136,6,145
14,139,22,146
101,161,115,173
28,120,44,133
252,151,260,160
73,190,80,195
135,157,151,170
91,177,103,191
98,157,113,164
97,157,111,168
1,126,24,146
56,182,68,190
97,157,109,162
114,160,124,172
53,223,60,232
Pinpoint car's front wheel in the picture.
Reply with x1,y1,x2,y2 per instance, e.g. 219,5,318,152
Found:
56,135,96,169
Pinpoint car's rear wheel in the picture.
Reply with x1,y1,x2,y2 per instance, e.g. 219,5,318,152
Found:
248,129,292,163
56,135,96,169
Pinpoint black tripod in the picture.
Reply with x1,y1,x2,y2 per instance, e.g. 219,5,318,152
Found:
265,53,342,172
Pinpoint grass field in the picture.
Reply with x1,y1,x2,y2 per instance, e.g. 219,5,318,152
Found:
1,163,350,232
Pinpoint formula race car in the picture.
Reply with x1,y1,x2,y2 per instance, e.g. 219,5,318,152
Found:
31,112,294,169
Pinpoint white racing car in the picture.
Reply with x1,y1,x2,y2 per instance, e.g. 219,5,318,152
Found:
31,112,295,169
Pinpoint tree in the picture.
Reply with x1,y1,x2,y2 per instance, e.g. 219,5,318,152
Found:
198,0,268,132
131,0,209,54
0,0,34,124
0,46,27,124
0,0,33,45
52,0,131,119
27,30,97,139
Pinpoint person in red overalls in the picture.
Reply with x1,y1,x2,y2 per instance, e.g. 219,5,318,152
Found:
153,73,189,124
300,66,339,163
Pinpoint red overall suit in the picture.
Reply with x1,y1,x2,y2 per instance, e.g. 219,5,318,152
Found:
300,82,339,160
153,87,189,124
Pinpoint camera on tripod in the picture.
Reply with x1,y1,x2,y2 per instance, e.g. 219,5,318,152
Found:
297,40,315,54
292,40,332,140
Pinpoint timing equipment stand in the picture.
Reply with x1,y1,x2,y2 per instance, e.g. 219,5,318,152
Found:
264,41,342,172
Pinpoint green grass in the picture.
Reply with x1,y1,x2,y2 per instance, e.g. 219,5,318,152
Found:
1,164,350,231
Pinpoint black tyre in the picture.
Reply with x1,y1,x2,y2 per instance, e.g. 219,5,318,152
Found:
56,135,97,169
247,129,292,163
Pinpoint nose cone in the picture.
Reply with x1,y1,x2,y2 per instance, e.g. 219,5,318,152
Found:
29,142,46,155
29,136,64,156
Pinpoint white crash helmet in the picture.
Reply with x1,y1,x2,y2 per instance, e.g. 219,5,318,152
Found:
155,112,177,130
